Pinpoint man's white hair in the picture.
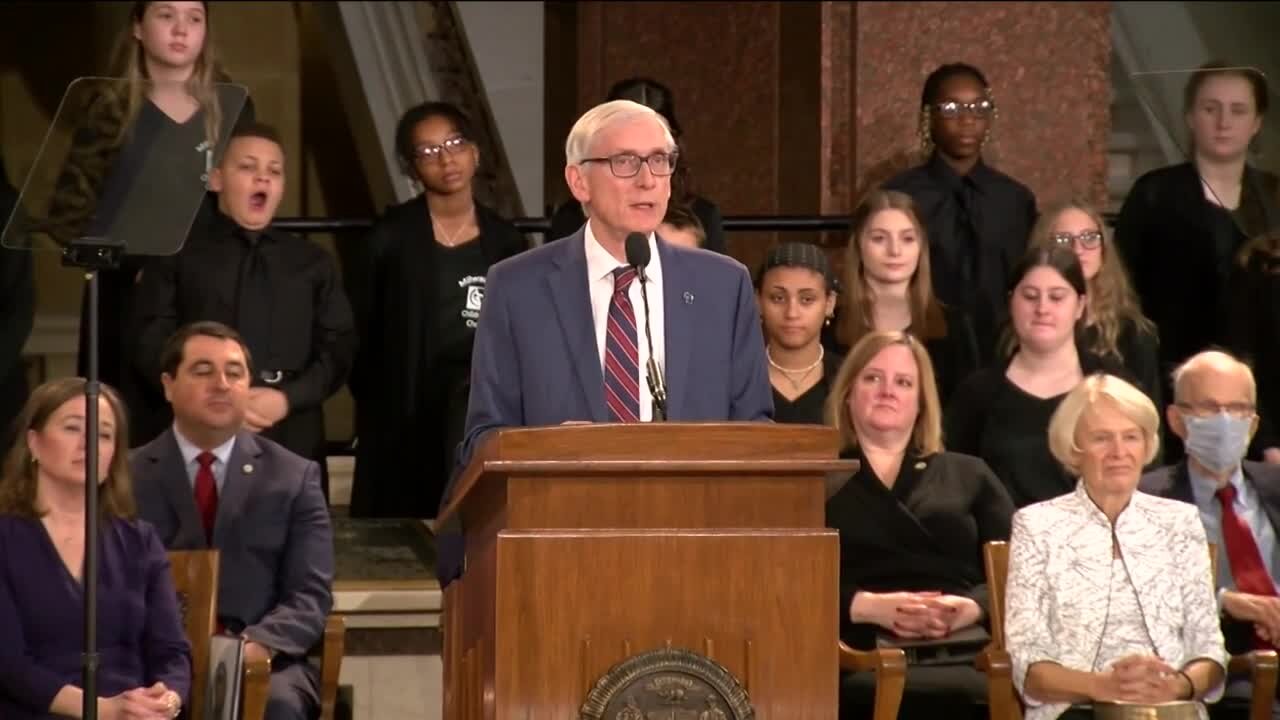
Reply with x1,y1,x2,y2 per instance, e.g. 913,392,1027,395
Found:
564,100,676,166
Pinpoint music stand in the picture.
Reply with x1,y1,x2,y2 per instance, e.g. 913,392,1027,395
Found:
1,76,247,720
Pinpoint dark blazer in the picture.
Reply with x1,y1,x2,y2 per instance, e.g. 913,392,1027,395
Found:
1139,460,1280,655
1116,162,1280,382
350,198,527,517
0,516,191,720
131,429,335,660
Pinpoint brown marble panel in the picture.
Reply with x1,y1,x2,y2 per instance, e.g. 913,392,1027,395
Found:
852,1,1112,211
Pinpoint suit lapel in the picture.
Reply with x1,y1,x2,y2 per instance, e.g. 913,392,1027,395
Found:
547,230,608,421
1170,463,1197,504
1244,461,1280,537
657,239,691,419
213,432,262,546
150,429,207,548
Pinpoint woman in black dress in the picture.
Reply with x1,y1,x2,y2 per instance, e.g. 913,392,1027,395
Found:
1028,200,1160,406
1116,62,1278,454
946,246,1126,508
884,63,1038,363
825,330,1014,720
350,102,528,519
547,77,725,253
755,242,839,425
50,1,252,447
835,189,979,405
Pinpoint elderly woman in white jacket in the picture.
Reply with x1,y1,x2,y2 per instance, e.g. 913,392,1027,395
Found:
1006,373,1227,720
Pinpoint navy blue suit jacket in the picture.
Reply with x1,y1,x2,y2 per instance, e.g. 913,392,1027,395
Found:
438,228,773,582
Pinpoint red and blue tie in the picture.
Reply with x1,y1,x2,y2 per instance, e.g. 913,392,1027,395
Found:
604,267,641,422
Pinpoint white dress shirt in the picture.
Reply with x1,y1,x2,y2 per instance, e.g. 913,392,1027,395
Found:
584,221,666,422
172,425,237,494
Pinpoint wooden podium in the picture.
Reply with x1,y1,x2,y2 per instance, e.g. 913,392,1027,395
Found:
438,423,854,719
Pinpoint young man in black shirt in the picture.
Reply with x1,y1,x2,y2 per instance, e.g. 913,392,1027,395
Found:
133,122,356,497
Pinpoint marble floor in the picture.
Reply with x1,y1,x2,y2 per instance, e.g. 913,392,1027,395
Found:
339,655,442,720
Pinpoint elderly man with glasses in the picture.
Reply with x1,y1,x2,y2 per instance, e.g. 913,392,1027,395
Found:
1141,349,1280,717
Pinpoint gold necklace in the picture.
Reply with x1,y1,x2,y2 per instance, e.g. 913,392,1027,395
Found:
766,345,824,391
432,210,476,247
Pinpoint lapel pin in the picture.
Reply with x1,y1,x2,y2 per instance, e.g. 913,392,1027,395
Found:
684,291,695,305
914,461,927,471
243,463,254,474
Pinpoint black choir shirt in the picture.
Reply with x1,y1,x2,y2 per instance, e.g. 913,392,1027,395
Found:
433,239,491,366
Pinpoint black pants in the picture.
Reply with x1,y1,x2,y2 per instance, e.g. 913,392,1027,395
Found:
840,663,988,720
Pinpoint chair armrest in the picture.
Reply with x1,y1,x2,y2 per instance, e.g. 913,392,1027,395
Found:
240,653,271,720
1228,650,1278,720
838,641,905,720
977,645,1022,720
318,615,346,720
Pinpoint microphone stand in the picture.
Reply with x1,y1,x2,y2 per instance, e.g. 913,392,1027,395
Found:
634,265,667,421
63,236,123,720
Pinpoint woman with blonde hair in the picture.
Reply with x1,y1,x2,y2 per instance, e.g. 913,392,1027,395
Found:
837,189,980,404
1005,373,1226,719
825,330,1013,720
1028,200,1160,405
0,378,191,719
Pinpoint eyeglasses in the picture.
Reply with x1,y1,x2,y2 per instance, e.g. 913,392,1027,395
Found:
581,152,679,178
1051,230,1103,250
413,136,471,161
1176,402,1257,418
932,99,995,119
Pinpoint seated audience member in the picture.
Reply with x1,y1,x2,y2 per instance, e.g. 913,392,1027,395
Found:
0,378,190,720
350,101,527,519
132,122,356,495
1141,350,1280,716
1006,373,1227,720
1029,200,1161,407
658,203,706,249
757,242,840,425
1227,232,1280,463
548,76,726,253
946,245,1126,508
884,62,1038,363
132,322,334,720
825,330,1014,720
834,189,979,404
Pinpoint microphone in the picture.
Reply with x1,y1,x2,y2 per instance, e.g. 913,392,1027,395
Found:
625,232,667,421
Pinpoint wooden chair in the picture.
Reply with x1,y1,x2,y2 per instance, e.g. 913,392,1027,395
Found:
837,641,907,720
168,550,347,720
169,550,220,720
240,614,346,720
980,540,1280,720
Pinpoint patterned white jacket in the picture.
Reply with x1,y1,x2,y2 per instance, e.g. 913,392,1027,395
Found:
1006,482,1228,720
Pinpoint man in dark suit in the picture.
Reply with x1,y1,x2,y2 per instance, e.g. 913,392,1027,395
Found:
436,99,773,584
131,321,334,720
1140,350,1280,717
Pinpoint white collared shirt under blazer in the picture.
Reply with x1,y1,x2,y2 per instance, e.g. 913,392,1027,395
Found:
1006,482,1228,720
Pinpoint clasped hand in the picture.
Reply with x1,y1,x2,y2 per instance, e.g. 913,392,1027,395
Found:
874,591,981,639
101,682,179,720
244,387,289,432
1093,654,1185,704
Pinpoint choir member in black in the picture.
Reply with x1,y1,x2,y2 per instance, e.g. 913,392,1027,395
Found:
835,189,979,405
756,242,840,425
657,203,706,249
1116,61,1278,462
1227,231,1280,464
825,330,1014,720
49,1,253,447
132,122,355,497
884,63,1037,364
1028,200,1161,407
547,77,725,253
350,102,527,519
0,156,33,450
946,246,1126,508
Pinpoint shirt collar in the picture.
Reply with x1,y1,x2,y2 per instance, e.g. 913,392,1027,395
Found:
172,425,237,468
1188,461,1246,508
924,151,993,194
583,220,662,284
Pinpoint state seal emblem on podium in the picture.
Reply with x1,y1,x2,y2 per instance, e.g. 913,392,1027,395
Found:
580,647,755,720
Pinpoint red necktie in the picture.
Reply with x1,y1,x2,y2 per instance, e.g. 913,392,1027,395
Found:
604,267,641,422
1217,484,1277,649
195,451,219,544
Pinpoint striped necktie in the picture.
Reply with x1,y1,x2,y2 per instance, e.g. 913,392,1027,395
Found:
604,266,641,422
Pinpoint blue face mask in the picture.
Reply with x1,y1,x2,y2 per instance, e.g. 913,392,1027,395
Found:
1182,412,1253,472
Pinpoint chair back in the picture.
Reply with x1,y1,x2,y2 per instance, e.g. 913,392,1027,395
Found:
169,550,220,720
984,541,1010,650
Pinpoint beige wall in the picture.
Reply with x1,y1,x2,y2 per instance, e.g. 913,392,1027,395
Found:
0,1,359,442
